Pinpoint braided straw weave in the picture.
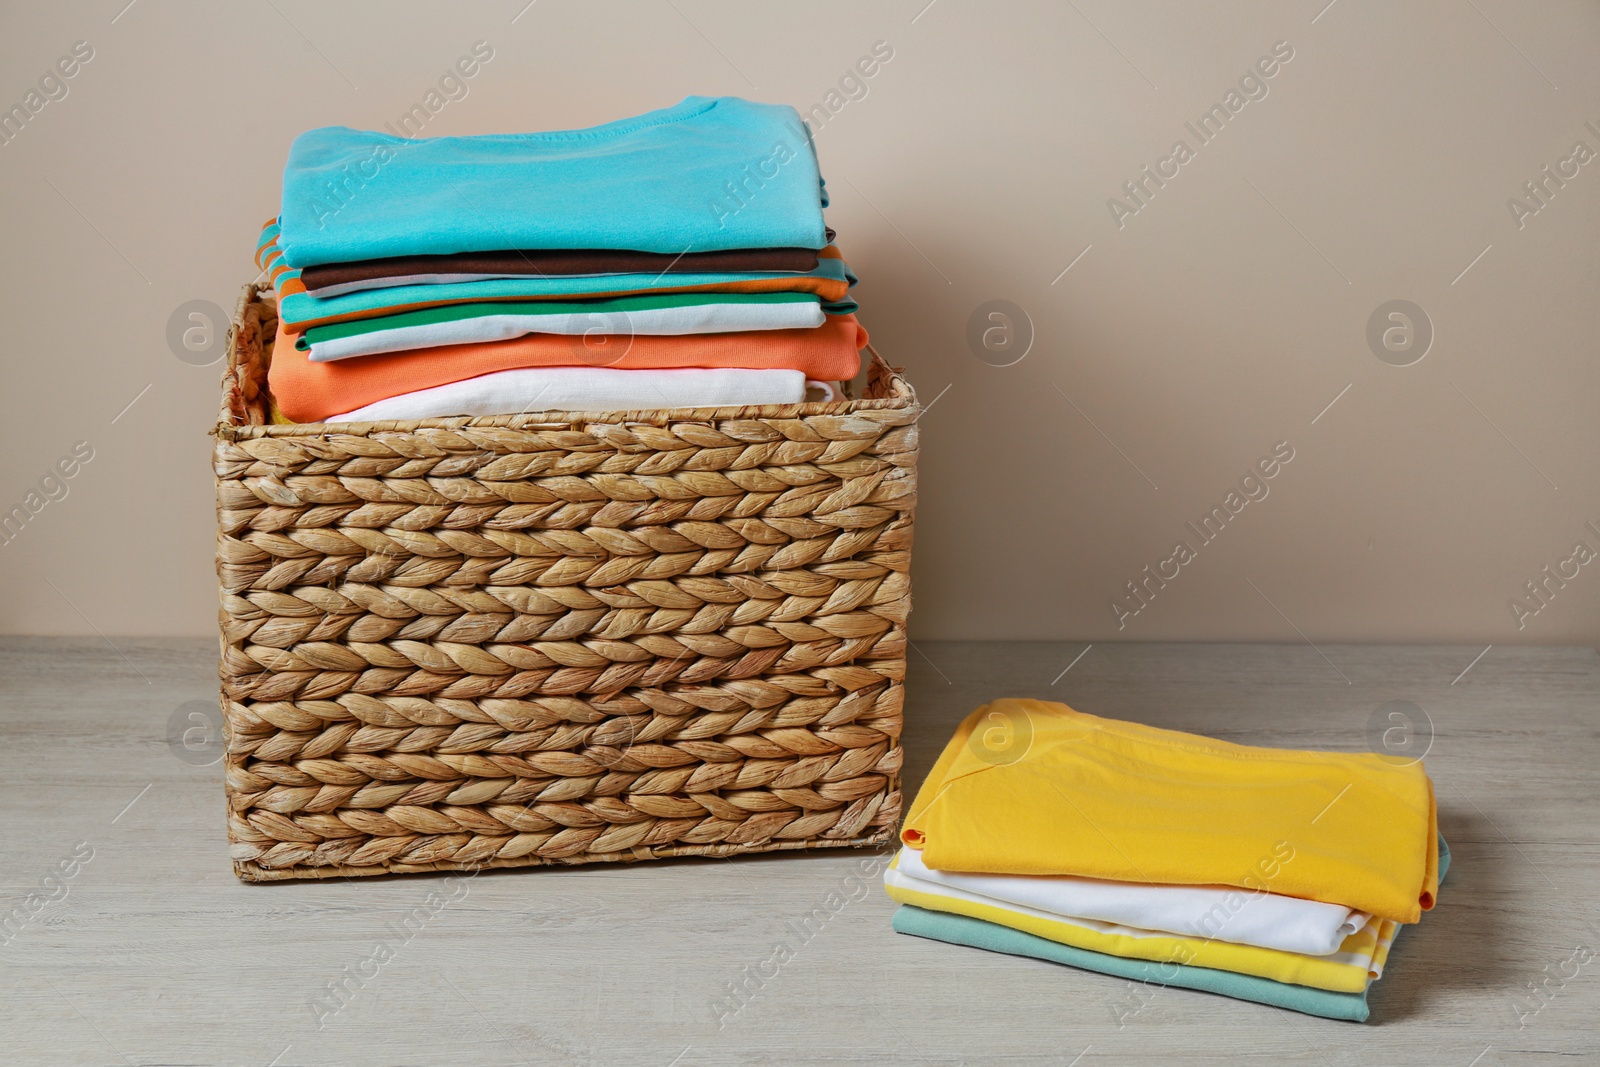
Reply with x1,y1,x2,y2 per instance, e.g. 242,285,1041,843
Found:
213,284,919,881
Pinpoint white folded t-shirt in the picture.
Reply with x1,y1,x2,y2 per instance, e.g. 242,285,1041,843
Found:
896,847,1371,957
330,366,830,422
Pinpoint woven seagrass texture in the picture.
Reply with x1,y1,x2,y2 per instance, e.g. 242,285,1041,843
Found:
214,284,919,881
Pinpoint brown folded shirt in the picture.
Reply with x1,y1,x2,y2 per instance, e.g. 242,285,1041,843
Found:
299,230,836,293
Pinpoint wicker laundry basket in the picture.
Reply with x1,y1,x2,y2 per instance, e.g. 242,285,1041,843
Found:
213,284,919,881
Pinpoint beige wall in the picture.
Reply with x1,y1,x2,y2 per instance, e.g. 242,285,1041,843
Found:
1,0,1596,645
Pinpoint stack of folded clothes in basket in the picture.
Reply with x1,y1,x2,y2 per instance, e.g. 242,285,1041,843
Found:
257,96,867,423
887,699,1446,1022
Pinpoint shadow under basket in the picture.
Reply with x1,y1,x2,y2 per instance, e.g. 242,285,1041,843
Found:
213,283,920,881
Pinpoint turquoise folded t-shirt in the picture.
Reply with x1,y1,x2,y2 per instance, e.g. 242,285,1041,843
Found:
272,254,859,332
278,97,827,266
890,838,1452,1024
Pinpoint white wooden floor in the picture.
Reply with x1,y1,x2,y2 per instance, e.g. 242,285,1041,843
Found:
2,638,1597,1066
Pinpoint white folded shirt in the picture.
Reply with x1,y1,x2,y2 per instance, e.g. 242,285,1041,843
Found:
896,847,1371,957
330,366,824,421
306,300,827,362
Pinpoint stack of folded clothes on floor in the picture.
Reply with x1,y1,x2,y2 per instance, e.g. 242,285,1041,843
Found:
256,96,867,423
887,699,1446,1022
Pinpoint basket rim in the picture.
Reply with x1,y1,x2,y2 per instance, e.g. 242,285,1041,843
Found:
215,283,919,441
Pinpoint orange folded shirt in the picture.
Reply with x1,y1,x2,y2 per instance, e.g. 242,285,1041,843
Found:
267,314,868,423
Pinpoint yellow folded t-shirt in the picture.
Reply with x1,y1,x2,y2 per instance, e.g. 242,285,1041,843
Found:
902,699,1438,924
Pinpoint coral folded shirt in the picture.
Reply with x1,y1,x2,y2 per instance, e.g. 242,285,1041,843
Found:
268,314,867,423
902,699,1439,924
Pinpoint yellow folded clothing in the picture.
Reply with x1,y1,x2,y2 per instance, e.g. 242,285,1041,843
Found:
902,699,1438,924
883,856,1398,993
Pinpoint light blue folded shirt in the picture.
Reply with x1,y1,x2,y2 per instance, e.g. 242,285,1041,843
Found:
278,97,827,267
